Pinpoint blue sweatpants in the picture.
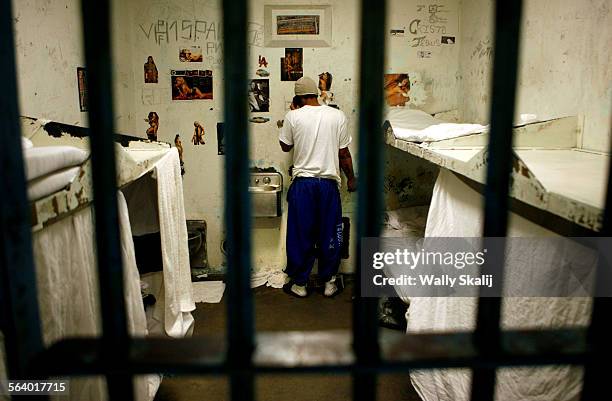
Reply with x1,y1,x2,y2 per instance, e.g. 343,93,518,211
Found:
285,177,343,286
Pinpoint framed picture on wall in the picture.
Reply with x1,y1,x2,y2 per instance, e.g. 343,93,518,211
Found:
264,5,332,47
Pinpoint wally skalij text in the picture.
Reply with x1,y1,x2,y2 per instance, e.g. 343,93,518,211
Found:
362,244,499,297
372,272,493,289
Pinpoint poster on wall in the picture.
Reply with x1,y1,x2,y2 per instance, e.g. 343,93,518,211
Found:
384,73,410,107
171,70,213,100
276,15,320,35
264,5,332,47
318,72,333,105
216,122,225,155
248,79,270,112
179,46,203,62
76,67,88,112
280,48,303,81
144,56,158,83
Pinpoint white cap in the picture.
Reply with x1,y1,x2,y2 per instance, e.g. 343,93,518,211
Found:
294,77,318,96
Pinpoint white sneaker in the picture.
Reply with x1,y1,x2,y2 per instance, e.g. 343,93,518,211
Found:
291,284,307,297
324,276,339,297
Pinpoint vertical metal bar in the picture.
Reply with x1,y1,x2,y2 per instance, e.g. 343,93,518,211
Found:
354,0,387,400
79,1,133,399
222,0,254,400
472,1,523,401
0,0,47,387
580,114,612,400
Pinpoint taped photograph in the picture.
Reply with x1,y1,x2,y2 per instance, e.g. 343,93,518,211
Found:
179,46,203,62
384,73,411,107
171,70,213,100
281,48,303,81
248,79,270,112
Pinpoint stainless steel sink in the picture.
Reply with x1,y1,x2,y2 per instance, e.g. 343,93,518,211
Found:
248,184,280,193
249,172,283,216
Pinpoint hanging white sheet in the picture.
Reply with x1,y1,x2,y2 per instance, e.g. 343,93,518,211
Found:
123,148,195,338
407,170,591,401
0,192,158,401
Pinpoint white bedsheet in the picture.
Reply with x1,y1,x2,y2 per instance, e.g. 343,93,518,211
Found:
386,108,487,142
123,148,195,338
0,193,158,401
408,170,590,401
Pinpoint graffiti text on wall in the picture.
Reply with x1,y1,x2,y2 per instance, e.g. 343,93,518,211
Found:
409,4,453,48
139,19,221,48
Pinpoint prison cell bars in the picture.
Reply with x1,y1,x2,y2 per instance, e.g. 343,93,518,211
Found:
353,0,387,399
580,125,612,398
471,1,523,401
221,0,255,400
0,0,610,400
0,0,46,392
79,1,135,399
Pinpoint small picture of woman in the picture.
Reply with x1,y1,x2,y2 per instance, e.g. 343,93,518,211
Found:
384,73,411,107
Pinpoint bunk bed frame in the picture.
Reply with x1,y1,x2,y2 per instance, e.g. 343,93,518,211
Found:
384,115,606,234
20,117,172,231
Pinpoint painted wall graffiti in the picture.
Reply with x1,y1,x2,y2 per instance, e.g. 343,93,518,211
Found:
142,87,170,105
139,18,222,60
471,39,493,60
139,19,220,44
248,22,264,47
408,3,456,48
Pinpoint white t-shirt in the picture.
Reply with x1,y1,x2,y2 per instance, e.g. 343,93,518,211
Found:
279,105,351,184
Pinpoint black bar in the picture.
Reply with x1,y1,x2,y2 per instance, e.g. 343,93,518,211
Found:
222,0,254,400
354,0,387,400
580,114,612,400
34,328,592,377
79,1,133,400
472,1,523,401
0,0,47,388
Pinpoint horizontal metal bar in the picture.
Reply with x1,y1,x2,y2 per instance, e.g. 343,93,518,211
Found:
32,329,591,377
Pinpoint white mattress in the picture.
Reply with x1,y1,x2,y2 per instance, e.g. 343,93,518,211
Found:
407,170,590,401
386,108,487,142
23,145,88,181
21,142,89,201
27,166,81,201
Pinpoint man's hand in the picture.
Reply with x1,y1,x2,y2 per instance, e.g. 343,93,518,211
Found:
347,176,357,192
339,147,356,192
